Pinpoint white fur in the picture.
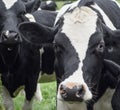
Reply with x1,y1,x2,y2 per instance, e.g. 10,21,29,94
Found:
54,0,81,25
5,30,9,36
34,83,43,101
58,7,98,101
94,89,114,110
25,14,36,22
57,99,86,110
3,0,17,9
91,3,116,30
33,48,45,102
2,86,14,110
46,0,52,5
38,8,42,10
22,99,33,110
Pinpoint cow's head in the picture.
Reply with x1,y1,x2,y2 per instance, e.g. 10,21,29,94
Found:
53,2,120,104
53,3,120,104
0,0,40,67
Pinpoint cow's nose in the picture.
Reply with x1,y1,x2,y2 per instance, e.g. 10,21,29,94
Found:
1,31,19,41
59,83,85,101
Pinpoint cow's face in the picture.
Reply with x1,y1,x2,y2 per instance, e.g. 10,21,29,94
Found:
54,7,106,102
0,0,28,68
0,0,26,45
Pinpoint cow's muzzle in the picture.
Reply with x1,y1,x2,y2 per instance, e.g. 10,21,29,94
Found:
59,83,85,102
0,31,22,44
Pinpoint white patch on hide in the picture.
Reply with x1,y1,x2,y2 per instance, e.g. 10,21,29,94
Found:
46,0,52,5
25,14,36,22
59,7,97,101
3,0,17,9
2,86,14,110
57,99,86,110
54,0,81,25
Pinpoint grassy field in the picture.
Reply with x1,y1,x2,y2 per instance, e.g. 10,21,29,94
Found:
1,0,120,110
0,82,57,110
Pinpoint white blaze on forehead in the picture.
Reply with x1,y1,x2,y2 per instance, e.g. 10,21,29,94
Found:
3,0,17,9
25,14,36,22
60,7,98,100
54,0,81,25
91,3,116,30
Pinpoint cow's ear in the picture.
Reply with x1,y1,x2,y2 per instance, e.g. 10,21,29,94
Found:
24,0,41,13
104,59,120,77
102,24,120,42
18,22,55,45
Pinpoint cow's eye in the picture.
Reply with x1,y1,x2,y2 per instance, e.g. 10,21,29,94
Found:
96,42,105,54
54,44,63,54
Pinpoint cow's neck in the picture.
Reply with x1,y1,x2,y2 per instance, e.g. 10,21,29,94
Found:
0,44,20,71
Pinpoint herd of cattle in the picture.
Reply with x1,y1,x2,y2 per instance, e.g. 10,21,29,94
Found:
0,0,120,110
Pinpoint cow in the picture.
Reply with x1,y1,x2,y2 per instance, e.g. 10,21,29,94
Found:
0,0,57,110
24,9,57,101
39,0,57,11
53,0,120,110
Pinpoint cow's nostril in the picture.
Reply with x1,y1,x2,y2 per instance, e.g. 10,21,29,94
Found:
60,84,68,98
76,85,84,98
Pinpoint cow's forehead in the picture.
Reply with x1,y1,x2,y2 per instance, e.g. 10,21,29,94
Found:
61,7,98,49
58,7,98,77
2,0,17,9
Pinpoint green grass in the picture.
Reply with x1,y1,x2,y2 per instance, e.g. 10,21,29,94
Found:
0,82,57,110
15,82,57,110
56,1,65,9
118,0,120,2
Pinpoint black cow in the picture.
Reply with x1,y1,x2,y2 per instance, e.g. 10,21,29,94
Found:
0,0,56,110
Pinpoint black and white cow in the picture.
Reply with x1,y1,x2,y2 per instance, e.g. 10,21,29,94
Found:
39,0,57,11
53,0,120,110
0,0,57,110
25,9,57,27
